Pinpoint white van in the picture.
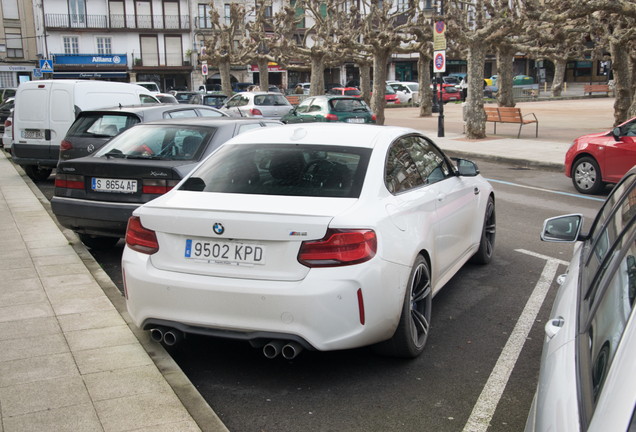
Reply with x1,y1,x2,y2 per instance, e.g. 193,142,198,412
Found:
135,81,161,93
12,80,159,180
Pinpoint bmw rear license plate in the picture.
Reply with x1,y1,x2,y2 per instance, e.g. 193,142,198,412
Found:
92,178,137,193
185,239,266,265
347,118,365,123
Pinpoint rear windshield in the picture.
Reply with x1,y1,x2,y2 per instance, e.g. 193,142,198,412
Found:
181,144,371,198
93,124,214,161
329,99,371,112
254,95,290,106
344,89,361,96
175,93,196,102
203,96,227,105
67,113,140,138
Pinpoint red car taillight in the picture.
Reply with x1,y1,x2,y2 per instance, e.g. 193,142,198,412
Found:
250,108,263,116
54,174,84,190
60,140,72,152
142,179,180,194
4,117,11,128
371,114,377,121
298,229,377,268
325,113,338,121
125,216,159,255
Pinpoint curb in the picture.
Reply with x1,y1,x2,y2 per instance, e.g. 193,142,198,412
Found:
443,149,565,173
17,160,229,432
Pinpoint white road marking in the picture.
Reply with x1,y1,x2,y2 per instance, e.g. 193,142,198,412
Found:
462,249,568,432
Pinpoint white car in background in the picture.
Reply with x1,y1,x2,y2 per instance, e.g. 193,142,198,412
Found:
528,166,636,431
388,82,420,104
122,123,496,360
3,114,12,152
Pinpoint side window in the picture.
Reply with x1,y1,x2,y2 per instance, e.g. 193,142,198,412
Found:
139,94,158,104
401,136,451,185
385,141,424,194
579,221,636,423
238,123,262,134
620,119,636,137
296,99,312,113
197,109,223,117
165,110,198,119
226,95,240,108
239,96,250,107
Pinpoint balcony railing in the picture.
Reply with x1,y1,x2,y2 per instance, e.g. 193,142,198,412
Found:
45,14,190,30
133,52,191,67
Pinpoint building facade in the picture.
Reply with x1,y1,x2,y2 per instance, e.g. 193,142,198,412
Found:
0,0,39,87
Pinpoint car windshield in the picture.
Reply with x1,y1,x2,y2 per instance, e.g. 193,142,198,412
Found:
385,85,396,94
67,113,140,138
329,99,370,112
254,95,289,106
344,89,361,96
181,144,372,198
94,124,214,161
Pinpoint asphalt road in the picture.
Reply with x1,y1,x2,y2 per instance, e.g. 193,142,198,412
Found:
32,160,606,432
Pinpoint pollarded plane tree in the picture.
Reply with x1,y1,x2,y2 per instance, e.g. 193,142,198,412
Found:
202,2,249,98
445,0,525,139
408,10,435,117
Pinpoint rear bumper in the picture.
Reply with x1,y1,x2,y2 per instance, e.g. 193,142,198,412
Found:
51,196,138,237
123,248,410,351
12,143,59,167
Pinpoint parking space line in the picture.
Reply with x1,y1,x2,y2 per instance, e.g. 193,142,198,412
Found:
462,249,567,432
486,178,606,202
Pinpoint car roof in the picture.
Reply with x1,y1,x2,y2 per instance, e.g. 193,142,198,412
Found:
139,117,281,128
75,104,226,116
308,95,364,101
222,123,417,149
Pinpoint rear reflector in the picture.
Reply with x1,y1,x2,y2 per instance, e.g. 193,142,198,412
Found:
54,174,84,190
357,288,365,325
298,229,377,267
125,216,159,255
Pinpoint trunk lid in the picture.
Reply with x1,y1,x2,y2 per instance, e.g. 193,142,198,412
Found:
140,192,359,281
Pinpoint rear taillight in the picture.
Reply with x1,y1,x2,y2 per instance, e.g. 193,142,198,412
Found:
4,117,11,127
250,108,263,116
55,174,84,190
60,140,72,152
395,99,400,104
125,216,159,255
142,179,180,194
371,114,377,121
325,113,338,121
298,229,377,268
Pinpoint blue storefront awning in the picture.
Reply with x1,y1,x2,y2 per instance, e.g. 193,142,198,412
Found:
52,54,128,66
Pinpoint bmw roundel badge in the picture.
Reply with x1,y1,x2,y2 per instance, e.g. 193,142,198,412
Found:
213,223,224,235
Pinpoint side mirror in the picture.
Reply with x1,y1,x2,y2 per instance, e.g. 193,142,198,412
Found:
456,159,480,176
612,127,621,141
541,214,584,242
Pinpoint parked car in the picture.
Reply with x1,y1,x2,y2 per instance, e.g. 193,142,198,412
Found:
154,93,179,104
220,91,292,119
566,116,636,194
293,82,312,95
328,87,362,97
188,93,229,109
485,75,498,86
59,104,228,161
232,83,253,93
0,97,14,135
431,83,461,103
121,123,496,359
135,82,161,93
388,82,420,104
198,83,223,93
171,91,199,104
12,80,159,181
383,84,401,104
268,85,282,93
528,166,636,432
51,117,282,250
0,88,17,102
325,83,342,93
280,95,376,124
448,73,467,83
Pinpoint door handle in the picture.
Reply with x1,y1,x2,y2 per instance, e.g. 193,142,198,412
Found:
474,187,480,195
545,317,565,339
437,192,447,202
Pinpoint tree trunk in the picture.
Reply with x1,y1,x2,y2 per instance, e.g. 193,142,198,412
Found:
371,51,390,125
550,57,567,97
309,55,325,96
360,63,372,106
627,52,636,118
219,58,233,98
496,46,515,107
257,57,269,90
418,53,432,117
466,44,487,139
610,41,631,126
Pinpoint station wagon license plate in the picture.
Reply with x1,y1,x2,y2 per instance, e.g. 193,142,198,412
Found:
185,239,266,265
91,178,137,193
21,130,43,139
347,118,365,123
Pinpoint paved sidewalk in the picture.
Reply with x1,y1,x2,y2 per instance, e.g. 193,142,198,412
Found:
0,150,228,432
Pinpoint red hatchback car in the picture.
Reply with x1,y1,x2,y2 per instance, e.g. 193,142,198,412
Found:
566,116,636,194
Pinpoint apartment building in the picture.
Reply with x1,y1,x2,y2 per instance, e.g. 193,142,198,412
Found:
0,0,39,87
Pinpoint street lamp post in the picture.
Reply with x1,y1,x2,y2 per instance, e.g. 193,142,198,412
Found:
437,0,444,137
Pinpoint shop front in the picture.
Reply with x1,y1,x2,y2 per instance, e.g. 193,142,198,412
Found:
51,54,129,82
0,65,35,86
250,62,286,90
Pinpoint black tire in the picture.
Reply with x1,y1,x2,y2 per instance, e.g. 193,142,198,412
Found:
471,195,496,265
373,255,432,358
78,234,120,250
572,156,604,194
23,165,52,181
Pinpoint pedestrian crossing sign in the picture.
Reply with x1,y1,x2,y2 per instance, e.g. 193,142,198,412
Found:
39,59,54,73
